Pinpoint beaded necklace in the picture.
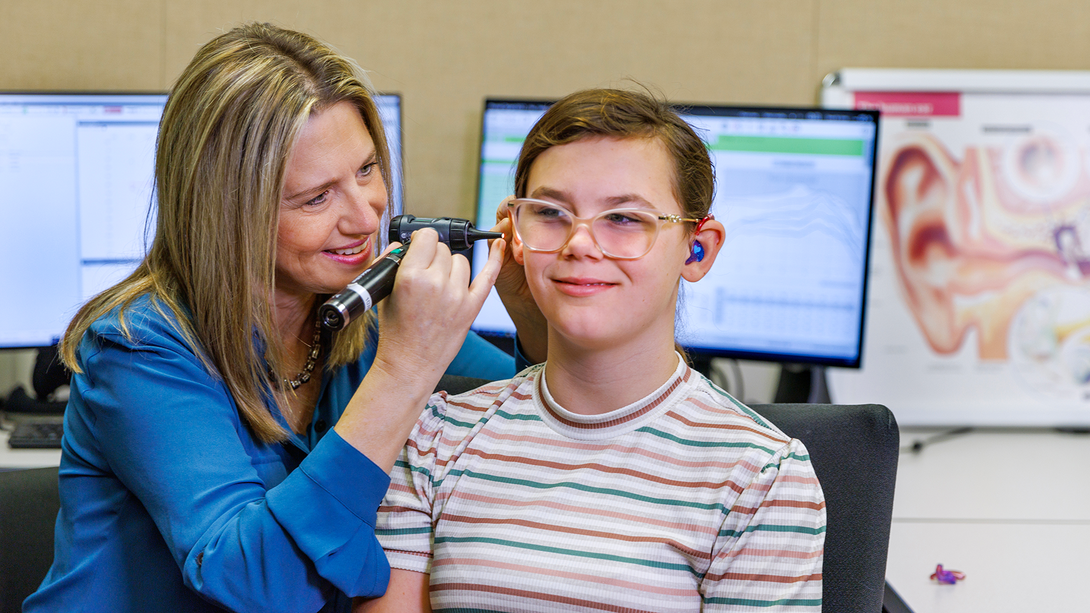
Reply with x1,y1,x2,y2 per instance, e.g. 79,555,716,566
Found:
278,317,321,390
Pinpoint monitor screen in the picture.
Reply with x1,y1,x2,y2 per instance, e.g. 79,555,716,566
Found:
470,99,880,368
0,91,403,350
373,93,403,216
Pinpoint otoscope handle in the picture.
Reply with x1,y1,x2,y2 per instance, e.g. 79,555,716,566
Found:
319,215,503,331
319,246,405,331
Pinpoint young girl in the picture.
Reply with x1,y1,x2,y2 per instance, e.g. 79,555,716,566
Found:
358,88,825,612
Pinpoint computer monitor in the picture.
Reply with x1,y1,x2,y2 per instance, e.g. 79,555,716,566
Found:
373,93,404,215
0,91,404,350
470,98,880,371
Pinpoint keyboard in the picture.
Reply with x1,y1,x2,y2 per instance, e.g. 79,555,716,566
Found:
8,419,64,449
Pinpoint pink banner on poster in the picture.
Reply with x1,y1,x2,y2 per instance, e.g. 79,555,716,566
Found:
853,91,961,117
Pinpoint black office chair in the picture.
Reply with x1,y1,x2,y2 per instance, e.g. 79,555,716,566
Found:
749,403,899,613
0,466,59,613
434,377,900,612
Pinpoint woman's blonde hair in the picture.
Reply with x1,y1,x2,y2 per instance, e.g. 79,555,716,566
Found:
60,22,392,442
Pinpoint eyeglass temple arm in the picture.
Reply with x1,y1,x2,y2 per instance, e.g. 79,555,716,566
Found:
660,213,715,227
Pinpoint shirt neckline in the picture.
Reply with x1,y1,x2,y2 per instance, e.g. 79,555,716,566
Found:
535,354,692,440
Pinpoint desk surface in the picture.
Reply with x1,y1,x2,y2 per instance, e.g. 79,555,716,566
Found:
0,424,63,469
885,426,1090,612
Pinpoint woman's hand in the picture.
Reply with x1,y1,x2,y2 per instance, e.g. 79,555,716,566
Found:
491,197,547,364
375,227,502,376
334,228,504,471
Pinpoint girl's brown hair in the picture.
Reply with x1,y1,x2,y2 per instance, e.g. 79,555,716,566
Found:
515,87,715,220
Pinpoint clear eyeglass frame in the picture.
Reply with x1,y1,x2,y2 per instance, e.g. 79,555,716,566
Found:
507,197,708,260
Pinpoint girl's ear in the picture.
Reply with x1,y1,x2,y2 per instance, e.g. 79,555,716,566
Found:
512,237,526,265
681,218,725,282
508,209,526,265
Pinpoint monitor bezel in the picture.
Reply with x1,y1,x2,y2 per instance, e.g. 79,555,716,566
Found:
470,98,880,370
0,91,169,351
0,90,405,352
677,103,880,369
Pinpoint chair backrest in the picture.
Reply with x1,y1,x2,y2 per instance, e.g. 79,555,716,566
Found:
749,403,899,613
433,374,492,396
0,466,59,613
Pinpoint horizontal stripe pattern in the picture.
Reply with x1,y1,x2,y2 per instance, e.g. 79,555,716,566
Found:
378,360,825,612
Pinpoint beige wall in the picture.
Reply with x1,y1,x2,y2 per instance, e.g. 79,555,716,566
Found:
4,0,1090,398
6,0,1090,219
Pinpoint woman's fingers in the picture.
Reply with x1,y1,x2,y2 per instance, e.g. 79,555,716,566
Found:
378,240,403,259
489,198,548,363
468,237,505,303
375,228,498,368
394,227,501,309
494,195,516,226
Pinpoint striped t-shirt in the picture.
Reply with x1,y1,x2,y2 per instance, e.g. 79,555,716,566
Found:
376,359,825,612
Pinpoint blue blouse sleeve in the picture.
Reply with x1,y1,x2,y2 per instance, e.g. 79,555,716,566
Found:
446,331,517,381
74,317,391,611
512,335,537,372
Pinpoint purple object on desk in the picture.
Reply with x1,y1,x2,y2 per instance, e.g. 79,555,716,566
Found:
930,564,966,584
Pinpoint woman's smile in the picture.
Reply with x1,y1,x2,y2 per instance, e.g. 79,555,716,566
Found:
324,237,373,265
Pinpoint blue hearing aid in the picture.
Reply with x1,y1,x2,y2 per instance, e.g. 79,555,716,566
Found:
686,241,705,264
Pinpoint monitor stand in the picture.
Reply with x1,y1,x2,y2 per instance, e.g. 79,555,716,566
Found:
2,345,69,416
688,354,714,379
773,363,831,403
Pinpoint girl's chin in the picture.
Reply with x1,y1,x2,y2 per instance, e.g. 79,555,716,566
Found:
551,324,623,348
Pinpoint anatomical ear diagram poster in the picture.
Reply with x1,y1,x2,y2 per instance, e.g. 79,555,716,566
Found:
823,70,1090,426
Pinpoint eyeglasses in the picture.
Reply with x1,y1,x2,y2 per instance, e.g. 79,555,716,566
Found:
508,198,709,260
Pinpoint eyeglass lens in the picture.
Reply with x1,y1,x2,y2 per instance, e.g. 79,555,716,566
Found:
514,200,659,259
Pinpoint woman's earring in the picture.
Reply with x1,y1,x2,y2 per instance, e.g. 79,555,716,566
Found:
686,241,705,264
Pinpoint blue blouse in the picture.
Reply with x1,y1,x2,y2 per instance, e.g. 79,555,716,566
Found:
23,296,515,613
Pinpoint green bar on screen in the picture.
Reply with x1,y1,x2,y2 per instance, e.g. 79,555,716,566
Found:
711,135,864,156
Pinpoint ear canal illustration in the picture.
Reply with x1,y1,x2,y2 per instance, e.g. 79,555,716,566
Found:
882,133,1084,360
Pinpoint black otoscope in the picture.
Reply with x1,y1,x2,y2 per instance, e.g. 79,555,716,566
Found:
318,215,502,331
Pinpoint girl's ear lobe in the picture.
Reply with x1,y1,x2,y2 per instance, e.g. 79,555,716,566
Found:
511,232,526,265
503,206,527,265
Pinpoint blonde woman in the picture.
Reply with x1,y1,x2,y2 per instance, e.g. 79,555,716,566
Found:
24,23,542,613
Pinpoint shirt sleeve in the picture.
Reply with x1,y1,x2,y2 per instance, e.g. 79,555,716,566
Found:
374,395,450,574
76,322,392,612
700,438,826,612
